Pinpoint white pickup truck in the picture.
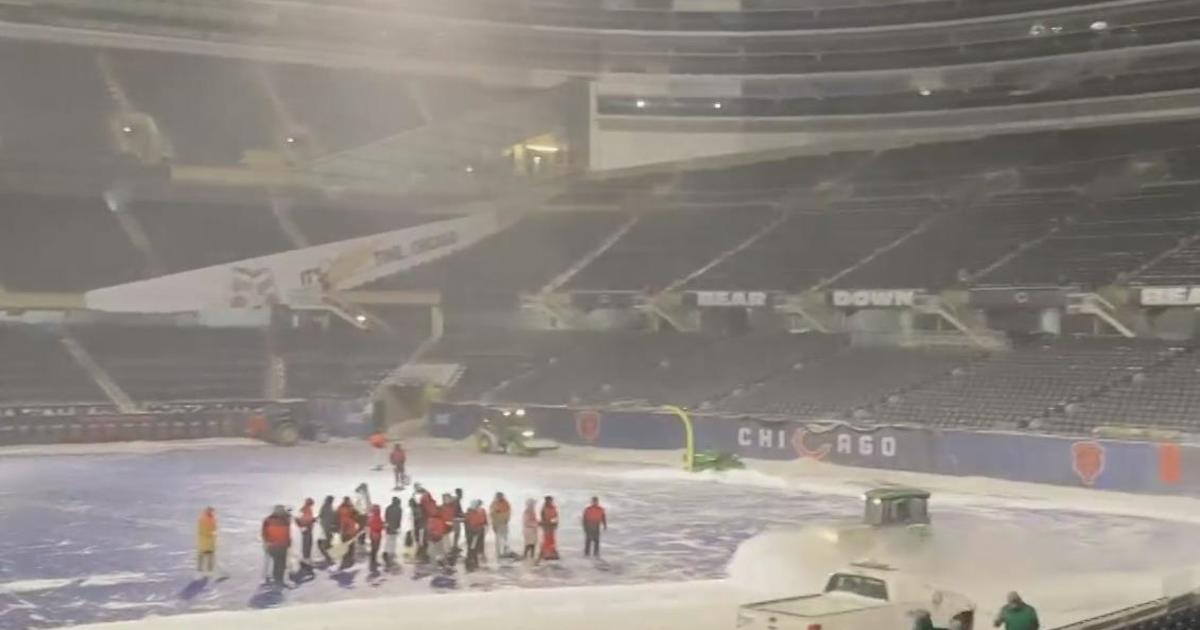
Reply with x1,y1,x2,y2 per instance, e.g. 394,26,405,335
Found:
736,562,974,630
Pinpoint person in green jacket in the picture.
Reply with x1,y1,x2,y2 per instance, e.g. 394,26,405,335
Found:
994,592,1039,630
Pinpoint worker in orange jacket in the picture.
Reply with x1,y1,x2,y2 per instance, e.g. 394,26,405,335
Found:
416,485,438,552
337,496,360,569
426,502,450,566
582,496,608,557
295,498,316,568
489,492,512,558
464,499,489,571
196,507,217,576
540,496,560,561
261,505,292,584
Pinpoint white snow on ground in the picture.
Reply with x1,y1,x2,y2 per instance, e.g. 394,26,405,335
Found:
46,437,1200,630
0,579,76,595
0,573,162,595
76,580,749,630
0,438,264,458
79,573,162,588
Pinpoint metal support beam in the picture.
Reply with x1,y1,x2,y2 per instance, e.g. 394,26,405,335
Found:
1069,293,1136,338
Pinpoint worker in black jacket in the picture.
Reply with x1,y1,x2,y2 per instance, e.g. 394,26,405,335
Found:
384,496,403,570
317,495,336,565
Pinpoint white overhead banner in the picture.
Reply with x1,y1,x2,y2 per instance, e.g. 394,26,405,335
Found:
1139,286,1200,307
85,211,499,313
830,289,920,308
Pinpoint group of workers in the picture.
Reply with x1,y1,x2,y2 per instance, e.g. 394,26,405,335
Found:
407,485,608,570
194,479,610,585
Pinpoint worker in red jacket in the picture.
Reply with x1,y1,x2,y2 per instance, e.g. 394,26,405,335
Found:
463,499,489,571
582,496,608,557
539,496,560,561
367,505,385,574
389,443,407,489
261,505,292,585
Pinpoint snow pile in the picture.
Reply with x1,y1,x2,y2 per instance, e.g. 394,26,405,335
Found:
72,581,748,630
725,528,849,597
0,438,263,458
722,514,1199,627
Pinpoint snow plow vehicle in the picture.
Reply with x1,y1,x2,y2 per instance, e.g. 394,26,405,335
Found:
475,408,559,456
691,450,745,472
736,562,975,630
818,487,933,555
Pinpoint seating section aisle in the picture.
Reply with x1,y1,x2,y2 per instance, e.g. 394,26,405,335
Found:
0,194,144,292
131,201,293,273
865,339,1173,428
832,194,1072,289
569,207,778,291
367,211,626,299
77,326,268,401
442,331,845,407
712,347,973,419
1058,346,1200,433
0,42,113,161
112,51,277,165
689,205,935,291
0,326,105,403
282,319,426,399
977,195,1200,288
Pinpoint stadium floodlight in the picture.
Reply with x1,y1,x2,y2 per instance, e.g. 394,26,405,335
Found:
285,136,297,144
465,165,474,173
121,125,134,134
1090,20,1109,31
918,88,933,96
635,99,646,108
354,314,367,323
712,101,723,110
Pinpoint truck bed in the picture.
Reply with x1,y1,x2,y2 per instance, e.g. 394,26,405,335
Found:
744,592,890,618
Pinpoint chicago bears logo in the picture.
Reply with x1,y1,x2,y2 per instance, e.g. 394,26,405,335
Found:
791,428,832,460
575,410,601,443
1071,440,1106,486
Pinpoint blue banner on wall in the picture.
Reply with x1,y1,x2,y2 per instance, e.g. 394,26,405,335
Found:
692,415,936,471
427,403,1200,497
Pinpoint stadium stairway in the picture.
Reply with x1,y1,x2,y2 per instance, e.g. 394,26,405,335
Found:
539,214,640,294
660,208,791,294
57,330,139,413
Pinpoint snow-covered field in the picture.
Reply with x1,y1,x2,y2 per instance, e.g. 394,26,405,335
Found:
2,438,1199,630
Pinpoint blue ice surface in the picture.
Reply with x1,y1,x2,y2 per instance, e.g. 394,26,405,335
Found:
0,442,1196,629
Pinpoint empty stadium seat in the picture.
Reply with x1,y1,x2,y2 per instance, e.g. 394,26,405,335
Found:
569,206,778,292
0,326,106,404
366,212,627,300
76,326,269,402
712,347,973,419
866,338,1173,429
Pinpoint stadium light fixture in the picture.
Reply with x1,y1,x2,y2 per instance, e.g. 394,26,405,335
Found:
1090,20,1108,31
635,99,646,108
285,136,297,144
465,165,474,174
121,125,134,134
354,314,367,323
918,88,933,96
712,101,723,110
